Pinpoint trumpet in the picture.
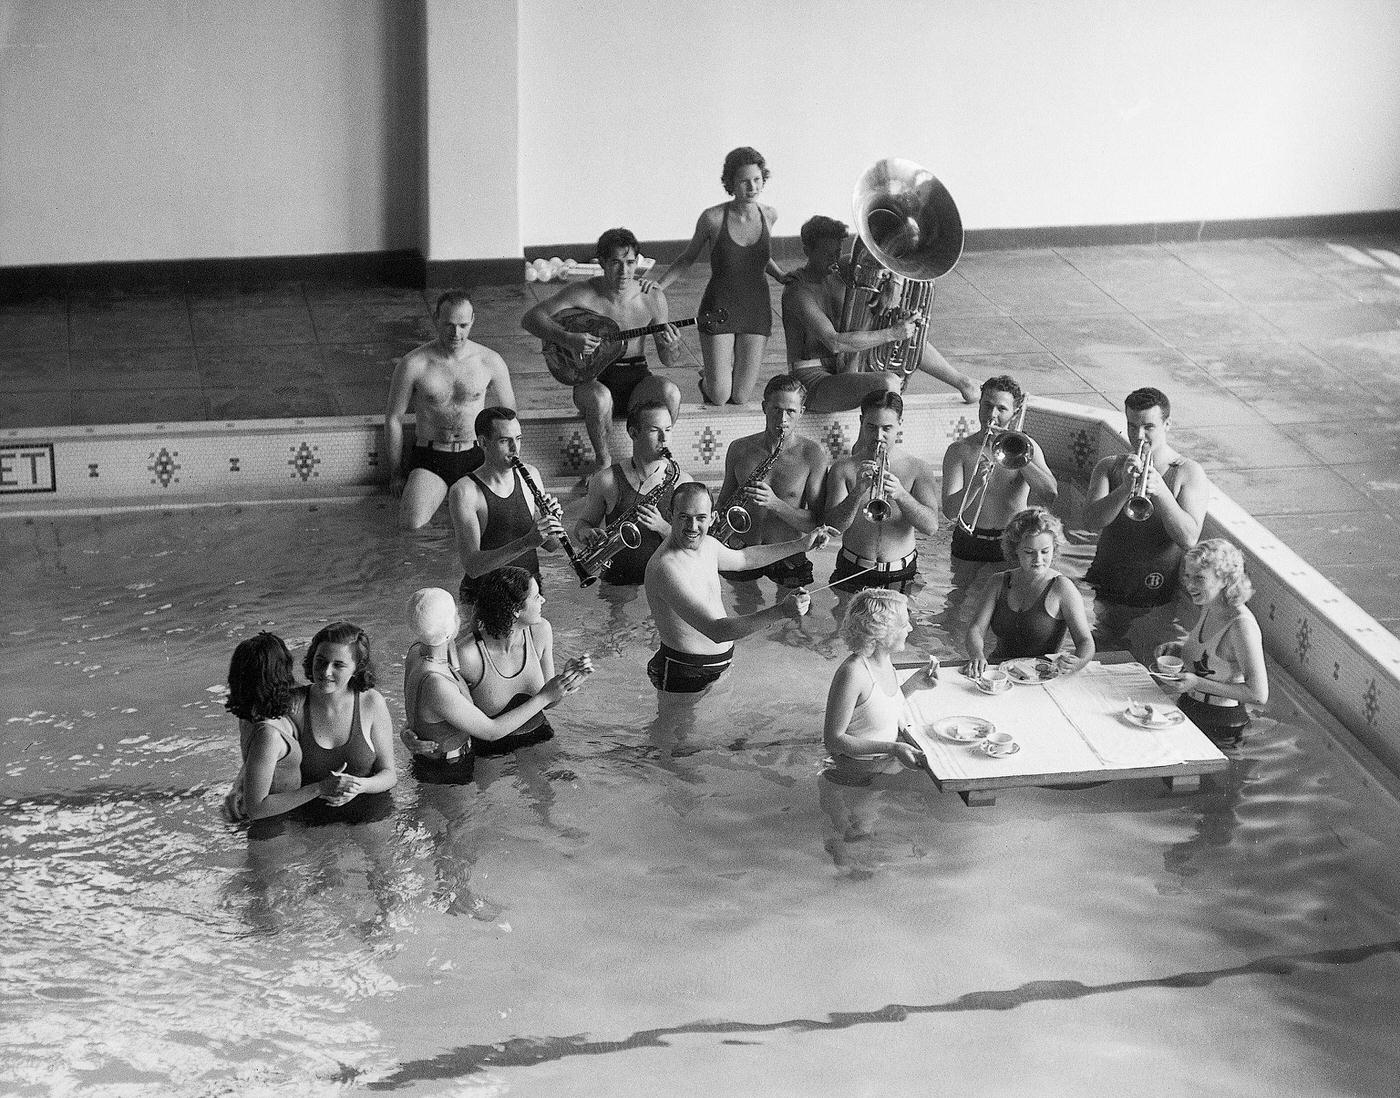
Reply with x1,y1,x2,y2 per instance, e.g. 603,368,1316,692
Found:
1123,437,1154,522
862,441,892,522
955,403,1033,535
510,456,596,588
709,431,786,547
574,448,679,580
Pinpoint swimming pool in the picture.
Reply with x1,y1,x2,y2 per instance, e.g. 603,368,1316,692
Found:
4,500,1400,1096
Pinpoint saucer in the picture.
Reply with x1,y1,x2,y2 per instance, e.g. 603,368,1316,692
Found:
980,740,1021,758
1148,668,1184,683
1003,658,1057,685
931,715,994,743
1122,705,1185,729
975,680,1013,696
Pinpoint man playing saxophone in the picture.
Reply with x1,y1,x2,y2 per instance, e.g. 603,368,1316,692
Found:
941,375,1058,562
574,399,692,585
823,390,941,594
715,375,831,589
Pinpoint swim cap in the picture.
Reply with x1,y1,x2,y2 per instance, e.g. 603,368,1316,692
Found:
407,587,459,646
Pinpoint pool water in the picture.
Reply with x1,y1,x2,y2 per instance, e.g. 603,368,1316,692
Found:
4,501,1400,1096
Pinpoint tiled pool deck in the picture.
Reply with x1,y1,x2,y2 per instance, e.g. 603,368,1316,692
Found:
3,235,1398,636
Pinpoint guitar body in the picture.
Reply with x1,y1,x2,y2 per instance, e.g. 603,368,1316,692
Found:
543,309,626,386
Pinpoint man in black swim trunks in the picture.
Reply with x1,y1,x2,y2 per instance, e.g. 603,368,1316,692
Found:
643,482,832,693
452,406,566,605
522,228,683,477
385,290,516,529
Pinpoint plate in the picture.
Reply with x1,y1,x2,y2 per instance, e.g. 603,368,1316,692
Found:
980,740,1021,758
1122,705,1185,729
1003,658,1057,685
930,715,994,743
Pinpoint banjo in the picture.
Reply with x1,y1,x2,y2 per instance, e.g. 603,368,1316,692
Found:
542,307,727,386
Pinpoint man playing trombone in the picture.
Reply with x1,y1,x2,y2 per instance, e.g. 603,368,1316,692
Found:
823,390,941,594
1084,387,1210,657
941,375,1059,562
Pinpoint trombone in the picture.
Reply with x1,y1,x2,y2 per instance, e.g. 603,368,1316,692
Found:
1123,437,1154,522
955,403,1032,535
862,441,892,522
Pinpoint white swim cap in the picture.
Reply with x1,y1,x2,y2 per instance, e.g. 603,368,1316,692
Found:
407,587,459,646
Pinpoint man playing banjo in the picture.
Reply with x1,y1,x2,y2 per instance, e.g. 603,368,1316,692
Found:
522,228,683,478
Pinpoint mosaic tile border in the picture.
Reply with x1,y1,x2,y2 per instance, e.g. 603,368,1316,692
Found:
3,396,1397,772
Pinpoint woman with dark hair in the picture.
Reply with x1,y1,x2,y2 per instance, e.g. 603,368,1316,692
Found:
297,622,398,814
648,146,793,406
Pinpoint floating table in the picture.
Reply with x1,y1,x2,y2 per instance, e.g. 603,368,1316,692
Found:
900,653,1230,806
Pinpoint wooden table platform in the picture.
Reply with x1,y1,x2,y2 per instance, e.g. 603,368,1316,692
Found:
900,653,1230,806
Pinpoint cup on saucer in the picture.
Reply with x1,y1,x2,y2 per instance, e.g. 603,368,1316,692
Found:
1155,655,1184,678
977,668,1011,695
983,730,1017,755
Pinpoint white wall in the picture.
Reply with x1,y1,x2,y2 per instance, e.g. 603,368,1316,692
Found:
0,0,421,266
517,0,1400,247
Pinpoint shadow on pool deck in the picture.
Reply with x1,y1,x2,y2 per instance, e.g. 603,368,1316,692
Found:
3,235,1398,635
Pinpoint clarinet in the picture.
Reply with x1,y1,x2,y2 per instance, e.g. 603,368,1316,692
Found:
510,456,598,588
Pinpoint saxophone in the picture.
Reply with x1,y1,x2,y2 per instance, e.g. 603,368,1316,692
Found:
575,448,679,581
709,431,787,548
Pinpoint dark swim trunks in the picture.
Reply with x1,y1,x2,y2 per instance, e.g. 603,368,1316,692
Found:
721,551,815,588
471,692,556,758
830,546,918,594
411,752,476,786
597,355,653,417
1177,694,1250,744
646,642,735,693
406,444,485,488
951,523,1005,563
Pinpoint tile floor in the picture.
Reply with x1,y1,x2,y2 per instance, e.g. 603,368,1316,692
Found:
3,234,1399,635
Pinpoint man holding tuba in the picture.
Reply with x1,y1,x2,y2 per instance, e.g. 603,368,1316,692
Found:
823,390,941,594
715,375,831,589
781,216,979,414
941,375,1059,562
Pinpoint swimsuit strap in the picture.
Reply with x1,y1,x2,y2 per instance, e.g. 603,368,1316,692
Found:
478,630,529,683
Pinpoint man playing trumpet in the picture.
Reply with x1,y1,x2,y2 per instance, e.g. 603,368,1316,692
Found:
823,390,941,594
941,375,1059,562
716,375,831,589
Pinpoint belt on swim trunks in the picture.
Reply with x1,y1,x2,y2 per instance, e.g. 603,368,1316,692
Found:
838,546,918,573
614,355,648,366
421,441,474,452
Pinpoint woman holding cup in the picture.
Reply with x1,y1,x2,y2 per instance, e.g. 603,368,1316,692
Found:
1153,539,1267,740
964,507,1094,680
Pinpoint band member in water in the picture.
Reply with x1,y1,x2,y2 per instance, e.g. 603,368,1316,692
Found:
781,215,978,413
521,228,683,475
963,507,1094,677
716,375,830,589
644,482,831,693
1084,387,1210,657
1153,539,1267,743
823,390,940,594
385,290,516,529
941,375,1058,563
452,406,566,605
574,400,692,586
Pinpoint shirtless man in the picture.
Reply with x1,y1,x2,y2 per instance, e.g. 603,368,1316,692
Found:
823,390,941,594
574,400,692,586
1084,387,1211,657
385,291,516,529
782,215,978,413
715,374,830,589
941,374,1058,562
522,228,683,474
451,407,566,605
644,481,832,693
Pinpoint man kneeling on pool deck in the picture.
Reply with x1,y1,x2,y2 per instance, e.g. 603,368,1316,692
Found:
644,482,835,693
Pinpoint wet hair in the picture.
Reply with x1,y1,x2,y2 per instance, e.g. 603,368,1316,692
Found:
595,227,640,261
762,373,807,406
225,632,296,722
840,589,910,657
1125,386,1171,420
671,481,713,512
859,389,903,419
626,398,671,434
721,146,770,194
473,566,538,641
981,374,1024,406
475,405,518,439
800,215,848,252
434,290,473,318
1183,539,1253,607
1000,506,1065,565
303,622,376,692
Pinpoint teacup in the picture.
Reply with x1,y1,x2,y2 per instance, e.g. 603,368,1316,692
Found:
977,669,1011,695
1155,655,1184,678
983,730,1016,755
